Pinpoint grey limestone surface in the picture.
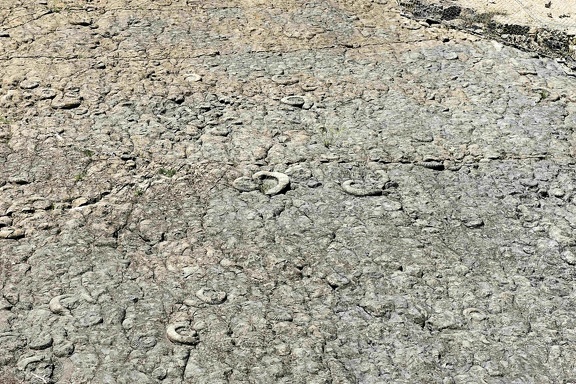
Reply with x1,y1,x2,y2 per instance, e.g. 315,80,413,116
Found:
2,0,576,383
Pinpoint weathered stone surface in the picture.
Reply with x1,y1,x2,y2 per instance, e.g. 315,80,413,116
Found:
1,0,576,383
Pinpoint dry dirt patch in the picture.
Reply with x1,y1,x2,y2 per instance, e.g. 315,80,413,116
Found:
459,0,576,35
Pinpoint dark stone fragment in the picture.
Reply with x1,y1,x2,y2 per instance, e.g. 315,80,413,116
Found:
442,6,461,21
420,161,445,171
543,37,566,51
502,24,530,35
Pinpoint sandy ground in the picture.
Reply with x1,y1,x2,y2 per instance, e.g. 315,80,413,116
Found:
456,0,576,35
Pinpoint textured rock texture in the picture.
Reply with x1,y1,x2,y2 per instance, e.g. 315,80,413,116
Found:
2,0,576,383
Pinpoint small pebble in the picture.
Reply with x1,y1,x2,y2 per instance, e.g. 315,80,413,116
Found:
185,73,202,82
280,95,306,107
